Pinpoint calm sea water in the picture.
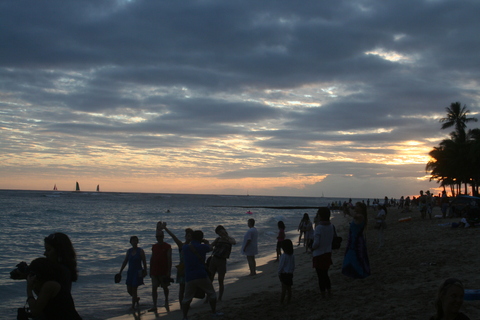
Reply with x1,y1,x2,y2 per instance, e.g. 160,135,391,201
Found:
0,190,354,320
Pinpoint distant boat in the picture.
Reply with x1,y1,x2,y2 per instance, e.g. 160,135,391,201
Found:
75,182,80,191
53,184,58,191
96,185,100,192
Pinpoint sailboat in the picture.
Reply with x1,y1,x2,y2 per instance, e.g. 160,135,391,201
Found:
96,185,100,192
75,181,80,192
53,184,58,191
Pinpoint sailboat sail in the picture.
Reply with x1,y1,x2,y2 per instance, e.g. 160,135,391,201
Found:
76,182,80,191
53,184,57,191
96,185,100,192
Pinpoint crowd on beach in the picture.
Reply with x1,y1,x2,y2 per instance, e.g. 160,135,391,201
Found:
11,191,475,320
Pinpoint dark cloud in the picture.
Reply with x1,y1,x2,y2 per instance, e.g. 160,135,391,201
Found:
1,0,479,196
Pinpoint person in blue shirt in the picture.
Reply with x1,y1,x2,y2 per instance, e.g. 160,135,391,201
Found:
181,230,223,320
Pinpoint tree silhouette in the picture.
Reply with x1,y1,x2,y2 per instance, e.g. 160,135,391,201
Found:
427,102,479,196
439,102,477,142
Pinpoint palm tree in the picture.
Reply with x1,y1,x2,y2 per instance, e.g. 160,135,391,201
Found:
426,136,467,196
427,103,479,195
439,102,478,142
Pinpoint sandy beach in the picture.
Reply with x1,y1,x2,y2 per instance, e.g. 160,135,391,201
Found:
108,206,480,320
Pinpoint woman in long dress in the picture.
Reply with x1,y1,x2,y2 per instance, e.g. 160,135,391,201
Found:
342,202,370,279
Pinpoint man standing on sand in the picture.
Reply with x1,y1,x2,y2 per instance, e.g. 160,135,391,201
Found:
182,230,223,319
242,218,258,276
149,230,172,313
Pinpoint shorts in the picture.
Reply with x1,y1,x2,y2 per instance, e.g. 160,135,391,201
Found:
151,275,171,288
182,277,216,303
279,273,293,286
209,256,227,276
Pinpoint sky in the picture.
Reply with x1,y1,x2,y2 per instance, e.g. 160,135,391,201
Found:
1,0,480,198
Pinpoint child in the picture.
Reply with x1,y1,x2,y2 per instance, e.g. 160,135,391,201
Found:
276,221,286,261
278,239,295,305
304,218,314,253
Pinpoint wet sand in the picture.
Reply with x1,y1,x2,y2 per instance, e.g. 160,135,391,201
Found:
107,206,480,320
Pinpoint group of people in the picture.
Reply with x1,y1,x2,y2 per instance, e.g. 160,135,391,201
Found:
116,221,241,319
277,204,371,304
16,206,471,320
310,203,470,319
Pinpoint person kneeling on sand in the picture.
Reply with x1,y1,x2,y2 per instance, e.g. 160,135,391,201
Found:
181,230,223,320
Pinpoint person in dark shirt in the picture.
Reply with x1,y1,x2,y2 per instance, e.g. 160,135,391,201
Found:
209,225,236,301
181,230,223,319
43,232,79,292
26,257,82,320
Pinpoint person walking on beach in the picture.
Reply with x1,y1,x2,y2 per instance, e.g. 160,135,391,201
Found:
161,222,193,308
297,213,309,246
441,191,449,219
242,218,258,276
149,230,172,313
278,239,295,305
419,190,428,219
117,236,147,310
182,230,223,319
342,202,370,279
312,207,334,299
304,215,314,253
276,221,286,261
426,190,433,219
375,205,387,248
209,225,236,301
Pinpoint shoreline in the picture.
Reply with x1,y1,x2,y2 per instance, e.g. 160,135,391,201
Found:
107,207,480,319
107,245,320,320
106,212,348,320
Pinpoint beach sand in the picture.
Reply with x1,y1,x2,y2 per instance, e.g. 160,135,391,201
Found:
107,206,480,320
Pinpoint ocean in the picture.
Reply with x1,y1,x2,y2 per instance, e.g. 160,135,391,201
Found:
0,190,355,320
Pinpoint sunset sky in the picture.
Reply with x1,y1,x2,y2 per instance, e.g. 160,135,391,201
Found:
1,0,479,198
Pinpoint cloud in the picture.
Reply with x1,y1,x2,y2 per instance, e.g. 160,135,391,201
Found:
0,0,479,197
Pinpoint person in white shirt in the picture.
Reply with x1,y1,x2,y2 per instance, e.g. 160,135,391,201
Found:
241,219,258,276
311,207,334,299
